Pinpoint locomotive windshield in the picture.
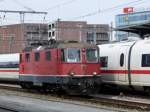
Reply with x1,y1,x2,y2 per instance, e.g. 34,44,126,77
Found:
61,48,81,62
86,48,98,63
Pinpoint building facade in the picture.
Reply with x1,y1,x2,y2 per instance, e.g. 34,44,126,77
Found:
0,23,48,54
115,7,150,41
48,20,109,44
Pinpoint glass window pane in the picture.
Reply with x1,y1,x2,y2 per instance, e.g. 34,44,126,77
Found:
120,53,124,67
100,56,108,67
25,53,30,62
61,49,65,62
35,52,40,61
45,51,51,61
142,54,150,67
86,49,98,63
67,48,80,62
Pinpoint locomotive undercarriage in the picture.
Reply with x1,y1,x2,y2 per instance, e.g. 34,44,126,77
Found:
19,75,101,95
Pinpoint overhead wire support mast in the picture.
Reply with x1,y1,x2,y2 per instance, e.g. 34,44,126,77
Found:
0,10,48,53
0,10,48,23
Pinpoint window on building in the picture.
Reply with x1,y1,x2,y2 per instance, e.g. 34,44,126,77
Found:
45,51,51,61
52,24,55,28
52,31,55,36
48,25,51,30
25,53,30,62
87,32,94,43
142,54,150,67
96,33,108,40
120,53,124,67
96,33,109,44
100,56,108,67
35,52,40,61
48,32,51,37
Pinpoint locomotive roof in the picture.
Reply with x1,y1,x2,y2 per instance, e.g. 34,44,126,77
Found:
57,42,97,48
24,41,98,52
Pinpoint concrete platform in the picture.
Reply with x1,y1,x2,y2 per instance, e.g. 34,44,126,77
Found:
0,94,115,112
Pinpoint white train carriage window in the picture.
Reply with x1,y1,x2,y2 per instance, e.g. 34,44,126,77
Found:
0,62,19,68
100,56,108,67
120,53,124,67
142,54,150,67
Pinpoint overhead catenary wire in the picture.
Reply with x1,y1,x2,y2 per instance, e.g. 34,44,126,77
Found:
0,0,48,23
0,0,146,24
44,0,78,11
68,0,146,20
12,0,35,11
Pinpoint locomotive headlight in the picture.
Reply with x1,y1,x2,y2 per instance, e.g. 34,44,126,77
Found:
71,72,75,75
93,72,97,75
69,72,75,76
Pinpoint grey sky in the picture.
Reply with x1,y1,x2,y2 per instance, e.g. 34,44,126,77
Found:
0,0,150,25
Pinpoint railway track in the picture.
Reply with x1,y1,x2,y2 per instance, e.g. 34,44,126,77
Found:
0,106,20,112
0,84,150,111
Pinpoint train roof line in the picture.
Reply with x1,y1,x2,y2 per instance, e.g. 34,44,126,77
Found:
100,40,136,45
23,39,97,52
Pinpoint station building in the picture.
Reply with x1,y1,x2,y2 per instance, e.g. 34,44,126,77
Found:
116,7,150,41
0,20,109,54
48,20,110,45
0,23,48,54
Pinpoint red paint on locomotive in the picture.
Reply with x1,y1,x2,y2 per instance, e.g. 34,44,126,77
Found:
19,41,101,95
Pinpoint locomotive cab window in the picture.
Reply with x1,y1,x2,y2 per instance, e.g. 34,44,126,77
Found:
25,53,30,62
45,51,51,61
86,48,98,63
35,52,40,61
120,53,124,67
67,48,80,62
100,56,108,67
61,48,81,62
142,54,150,67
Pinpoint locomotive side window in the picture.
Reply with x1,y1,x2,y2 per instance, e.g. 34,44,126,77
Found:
100,56,108,67
25,53,30,62
35,52,40,61
20,54,22,63
120,53,124,67
86,48,98,63
142,54,150,67
45,51,51,61
61,49,65,62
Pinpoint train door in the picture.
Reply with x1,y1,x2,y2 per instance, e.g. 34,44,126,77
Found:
118,46,129,82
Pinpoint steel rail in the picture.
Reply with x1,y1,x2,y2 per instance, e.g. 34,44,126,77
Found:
0,106,20,112
0,84,150,111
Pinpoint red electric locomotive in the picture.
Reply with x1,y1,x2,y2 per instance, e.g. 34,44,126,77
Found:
19,40,101,95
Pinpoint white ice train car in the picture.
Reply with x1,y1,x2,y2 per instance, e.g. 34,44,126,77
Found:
0,53,19,81
98,39,150,91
